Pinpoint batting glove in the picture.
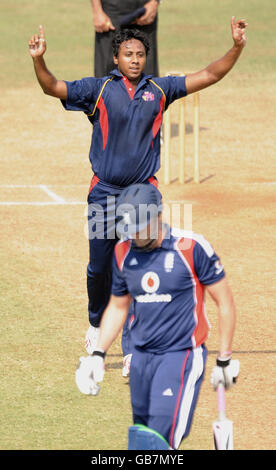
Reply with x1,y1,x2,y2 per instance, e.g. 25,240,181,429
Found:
211,357,240,390
75,350,106,396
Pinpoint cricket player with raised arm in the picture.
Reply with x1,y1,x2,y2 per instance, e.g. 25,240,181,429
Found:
28,18,248,367
75,183,240,450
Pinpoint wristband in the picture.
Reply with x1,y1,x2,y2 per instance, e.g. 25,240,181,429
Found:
216,357,231,367
92,350,106,359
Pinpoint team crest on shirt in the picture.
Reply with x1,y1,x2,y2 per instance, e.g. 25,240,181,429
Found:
135,271,171,303
142,91,155,102
164,252,175,272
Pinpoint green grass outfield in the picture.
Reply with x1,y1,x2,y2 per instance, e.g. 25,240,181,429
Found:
1,0,276,86
1,0,276,451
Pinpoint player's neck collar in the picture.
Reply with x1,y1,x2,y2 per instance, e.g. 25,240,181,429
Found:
160,224,172,249
110,69,152,82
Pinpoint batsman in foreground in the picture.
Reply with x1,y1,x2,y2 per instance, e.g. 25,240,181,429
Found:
28,18,248,364
76,183,239,450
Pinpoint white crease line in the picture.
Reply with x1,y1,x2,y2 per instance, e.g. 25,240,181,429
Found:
0,182,275,188
166,200,197,204
0,184,88,188
0,201,85,206
0,184,40,188
0,200,194,206
39,184,66,203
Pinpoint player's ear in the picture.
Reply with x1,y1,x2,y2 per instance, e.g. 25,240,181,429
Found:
113,55,118,65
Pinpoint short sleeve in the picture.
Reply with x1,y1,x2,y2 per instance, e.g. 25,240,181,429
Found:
155,76,187,109
111,252,129,297
61,77,101,114
193,236,226,285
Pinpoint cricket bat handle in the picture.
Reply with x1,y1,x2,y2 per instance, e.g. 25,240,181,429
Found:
217,383,226,421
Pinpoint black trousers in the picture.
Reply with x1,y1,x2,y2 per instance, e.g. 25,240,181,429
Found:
94,0,159,77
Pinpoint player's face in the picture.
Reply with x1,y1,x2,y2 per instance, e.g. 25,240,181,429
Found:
113,39,146,83
133,217,159,249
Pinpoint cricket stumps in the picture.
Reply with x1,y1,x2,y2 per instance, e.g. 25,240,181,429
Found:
163,72,200,185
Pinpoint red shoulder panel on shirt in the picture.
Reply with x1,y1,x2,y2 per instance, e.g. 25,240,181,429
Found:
97,96,109,150
115,240,131,271
176,237,196,273
175,236,209,348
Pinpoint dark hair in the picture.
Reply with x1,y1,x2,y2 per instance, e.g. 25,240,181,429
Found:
112,28,150,57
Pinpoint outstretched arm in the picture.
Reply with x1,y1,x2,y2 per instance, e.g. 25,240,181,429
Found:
185,17,248,95
28,25,67,100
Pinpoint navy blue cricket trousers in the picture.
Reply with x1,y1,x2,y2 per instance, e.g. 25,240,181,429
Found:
129,345,208,449
87,175,158,336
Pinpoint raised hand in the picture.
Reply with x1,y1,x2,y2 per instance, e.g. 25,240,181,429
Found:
28,25,46,58
231,16,248,48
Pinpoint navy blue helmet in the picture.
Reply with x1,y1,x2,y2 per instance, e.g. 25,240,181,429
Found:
116,183,163,238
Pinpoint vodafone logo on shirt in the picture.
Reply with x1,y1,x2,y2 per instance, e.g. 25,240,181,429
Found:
136,272,171,303
141,272,160,293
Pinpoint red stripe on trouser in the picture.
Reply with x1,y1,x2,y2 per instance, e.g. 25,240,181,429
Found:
169,349,191,448
89,175,100,193
148,176,158,188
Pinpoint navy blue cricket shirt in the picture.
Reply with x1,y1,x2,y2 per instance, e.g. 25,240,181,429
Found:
61,70,187,186
112,227,225,353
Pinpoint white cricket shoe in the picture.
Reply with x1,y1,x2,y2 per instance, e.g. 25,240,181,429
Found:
85,325,100,355
122,353,132,378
